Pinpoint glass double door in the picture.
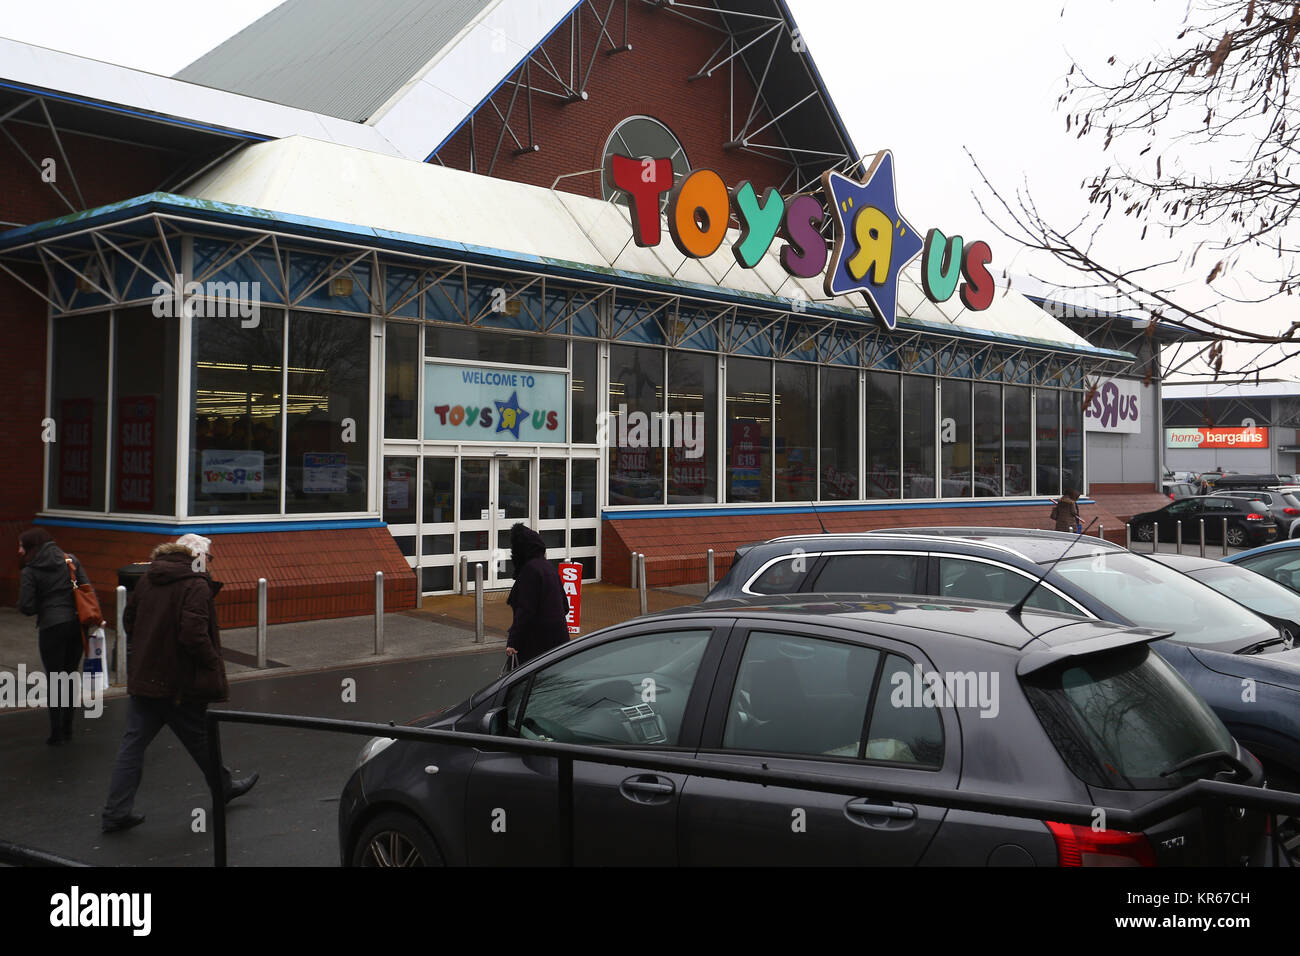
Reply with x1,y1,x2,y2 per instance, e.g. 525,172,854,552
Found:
459,457,533,589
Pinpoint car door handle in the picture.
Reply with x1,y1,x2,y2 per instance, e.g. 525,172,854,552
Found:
622,777,675,795
846,799,916,820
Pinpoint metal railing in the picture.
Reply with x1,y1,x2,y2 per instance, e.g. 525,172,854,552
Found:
1125,517,1237,556
203,708,1300,868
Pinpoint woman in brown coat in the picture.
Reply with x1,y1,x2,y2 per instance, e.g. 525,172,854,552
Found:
1052,488,1081,533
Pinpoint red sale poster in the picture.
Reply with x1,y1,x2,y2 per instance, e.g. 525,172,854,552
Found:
560,562,583,634
116,395,156,511
59,398,93,507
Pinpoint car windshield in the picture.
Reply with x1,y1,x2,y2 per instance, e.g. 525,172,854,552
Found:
1051,552,1273,648
1023,644,1235,790
1189,564,1300,620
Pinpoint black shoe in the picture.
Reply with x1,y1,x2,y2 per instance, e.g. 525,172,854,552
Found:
101,813,145,834
224,773,259,805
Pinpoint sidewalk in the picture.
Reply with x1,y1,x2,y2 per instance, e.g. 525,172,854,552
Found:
0,581,708,710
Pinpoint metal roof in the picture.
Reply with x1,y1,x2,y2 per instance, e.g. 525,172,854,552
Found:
175,0,499,122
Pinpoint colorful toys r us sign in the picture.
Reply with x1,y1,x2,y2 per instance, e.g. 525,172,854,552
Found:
611,150,994,330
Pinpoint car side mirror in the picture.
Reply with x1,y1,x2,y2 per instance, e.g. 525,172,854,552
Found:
480,707,506,736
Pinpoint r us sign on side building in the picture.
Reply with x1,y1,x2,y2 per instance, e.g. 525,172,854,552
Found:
1084,378,1142,434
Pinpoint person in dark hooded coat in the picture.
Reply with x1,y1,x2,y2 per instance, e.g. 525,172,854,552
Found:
505,523,570,665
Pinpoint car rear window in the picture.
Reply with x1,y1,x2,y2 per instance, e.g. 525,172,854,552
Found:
748,556,813,594
812,553,921,595
1022,644,1234,790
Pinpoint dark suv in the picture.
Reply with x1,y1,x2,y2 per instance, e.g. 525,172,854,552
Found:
1128,495,1279,548
708,528,1300,793
340,597,1271,866
1212,488,1300,539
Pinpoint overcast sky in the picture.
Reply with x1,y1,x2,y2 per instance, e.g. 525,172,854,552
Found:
1,0,1276,383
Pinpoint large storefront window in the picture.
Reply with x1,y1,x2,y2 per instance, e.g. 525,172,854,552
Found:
821,367,859,500
1062,390,1084,495
425,324,566,367
973,384,1002,497
865,372,900,499
940,380,971,497
902,376,935,498
286,312,370,512
384,322,419,439
1036,389,1061,496
775,362,816,502
571,340,598,444
113,308,179,514
608,345,664,505
191,311,284,516
726,358,771,503
1004,386,1031,495
667,351,717,503
49,314,109,511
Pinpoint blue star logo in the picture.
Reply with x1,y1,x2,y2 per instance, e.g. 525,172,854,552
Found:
822,150,923,330
494,391,528,439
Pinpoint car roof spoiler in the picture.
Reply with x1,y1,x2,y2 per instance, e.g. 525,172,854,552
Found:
1016,625,1173,676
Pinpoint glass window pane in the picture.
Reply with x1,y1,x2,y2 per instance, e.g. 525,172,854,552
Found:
902,376,935,499
382,456,417,524
421,533,454,555
500,459,531,520
973,384,1002,497
191,311,283,516
421,565,453,592
608,345,664,505
571,340,598,444
1004,386,1031,495
425,324,566,367
571,459,596,518
423,457,455,524
723,631,880,758
775,363,816,502
814,554,921,595
866,654,944,766
384,322,419,439
865,372,900,499
50,314,109,511
285,312,370,513
941,380,971,497
726,357,771,502
515,630,712,745
668,351,717,503
112,308,178,514
937,557,1077,614
820,367,858,501
1062,390,1084,495
538,459,566,520
1036,390,1061,497
571,528,596,548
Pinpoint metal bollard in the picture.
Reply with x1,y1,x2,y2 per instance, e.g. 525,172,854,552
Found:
1153,522,1159,553
1177,520,1183,554
1200,519,1206,557
115,585,127,686
459,555,468,596
374,571,384,656
256,577,268,669
1097,523,1104,541
1125,522,1132,550
707,548,715,592
1223,517,1229,552
474,563,485,644
630,551,639,588
638,552,648,617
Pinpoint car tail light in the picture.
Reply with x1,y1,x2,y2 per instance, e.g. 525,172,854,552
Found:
1168,493,1175,500
1284,508,1299,516
1246,513,1266,521
1045,821,1156,867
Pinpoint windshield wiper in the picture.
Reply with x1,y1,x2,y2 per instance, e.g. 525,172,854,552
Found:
1237,635,1289,655
1160,749,1251,781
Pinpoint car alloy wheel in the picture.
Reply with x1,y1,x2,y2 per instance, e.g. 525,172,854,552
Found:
1226,524,1247,548
361,830,424,867
1134,522,1155,542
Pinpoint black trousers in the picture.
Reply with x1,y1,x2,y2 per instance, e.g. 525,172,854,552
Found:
102,695,233,823
38,620,83,738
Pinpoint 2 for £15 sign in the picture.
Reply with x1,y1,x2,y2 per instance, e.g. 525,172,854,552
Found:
612,151,995,330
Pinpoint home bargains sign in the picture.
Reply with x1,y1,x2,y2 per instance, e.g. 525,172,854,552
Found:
1165,427,1269,449
612,151,996,330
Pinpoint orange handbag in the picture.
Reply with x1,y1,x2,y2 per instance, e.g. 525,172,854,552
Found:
65,557,105,649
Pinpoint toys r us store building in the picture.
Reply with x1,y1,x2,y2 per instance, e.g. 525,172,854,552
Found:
0,0,1150,626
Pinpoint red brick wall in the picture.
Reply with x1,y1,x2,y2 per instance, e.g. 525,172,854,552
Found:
436,1,796,198
21,525,416,630
602,500,1162,588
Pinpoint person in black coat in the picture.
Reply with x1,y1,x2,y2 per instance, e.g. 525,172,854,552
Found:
505,524,570,665
17,527,91,745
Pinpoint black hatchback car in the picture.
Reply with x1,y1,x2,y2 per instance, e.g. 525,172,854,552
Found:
708,528,1300,792
1128,495,1279,548
340,598,1272,867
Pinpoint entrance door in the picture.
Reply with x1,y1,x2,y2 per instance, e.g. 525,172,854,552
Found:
458,457,534,589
